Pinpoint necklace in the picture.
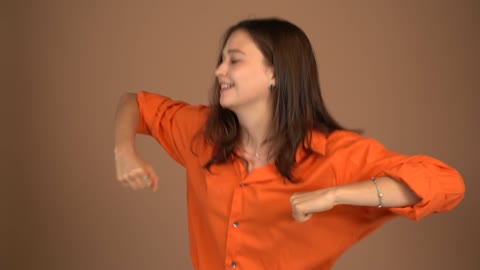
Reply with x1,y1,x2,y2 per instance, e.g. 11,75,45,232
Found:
246,150,261,158
241,148,262,159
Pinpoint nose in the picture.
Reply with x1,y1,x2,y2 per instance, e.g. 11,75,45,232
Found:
214,61,227,77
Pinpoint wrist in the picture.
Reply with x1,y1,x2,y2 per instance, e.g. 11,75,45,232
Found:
330,186,341,206
114,143,136,158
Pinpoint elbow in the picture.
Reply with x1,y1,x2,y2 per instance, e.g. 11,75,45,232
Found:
119,92,138,104
433,168,466,212
425,159,466,208
447,169,466,207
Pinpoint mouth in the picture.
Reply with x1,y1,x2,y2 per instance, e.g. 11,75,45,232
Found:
220,83,235,91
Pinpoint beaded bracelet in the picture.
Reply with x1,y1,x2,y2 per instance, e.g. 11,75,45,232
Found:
371,177,383,208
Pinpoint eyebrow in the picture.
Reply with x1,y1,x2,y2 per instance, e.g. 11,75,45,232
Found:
227,49,245,54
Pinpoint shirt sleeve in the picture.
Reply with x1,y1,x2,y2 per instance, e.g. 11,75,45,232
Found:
328,130,465,221
136,90,209,166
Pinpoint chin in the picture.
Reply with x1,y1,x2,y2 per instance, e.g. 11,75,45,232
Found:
219,101,234,110
219,96,235,109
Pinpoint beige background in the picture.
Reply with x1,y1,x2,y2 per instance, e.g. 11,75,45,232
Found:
4,0,479,269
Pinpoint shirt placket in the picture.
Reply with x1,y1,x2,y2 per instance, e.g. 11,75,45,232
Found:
224,183,246,269
224,158,280,269
224,159,248,269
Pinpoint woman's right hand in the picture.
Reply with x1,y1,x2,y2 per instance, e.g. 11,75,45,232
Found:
114,149,159,192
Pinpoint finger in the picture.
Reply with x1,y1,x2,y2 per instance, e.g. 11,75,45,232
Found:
131,167,151,189
144,166,159,192
292,209,305,223
132,173,149,190
292,203,306,218
294,197,312,211
127,172,143,190
292,194,324,214
118,173,134,189
292,199,313,220
290,192,302,203
141,174,151,189
299,213,312,223
126,177,139,190
149,172,160,192
290,192,312,204
292,208,312,223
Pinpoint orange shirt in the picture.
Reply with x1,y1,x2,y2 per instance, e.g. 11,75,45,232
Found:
136,91,465,270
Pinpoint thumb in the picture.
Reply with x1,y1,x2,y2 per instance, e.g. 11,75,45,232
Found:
145,167,160,192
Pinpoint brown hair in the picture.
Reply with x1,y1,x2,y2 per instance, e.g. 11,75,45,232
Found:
203,18,347,182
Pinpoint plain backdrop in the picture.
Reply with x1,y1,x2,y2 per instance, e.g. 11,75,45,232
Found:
3,0,479,269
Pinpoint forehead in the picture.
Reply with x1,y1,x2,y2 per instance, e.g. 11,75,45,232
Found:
222,30,260,56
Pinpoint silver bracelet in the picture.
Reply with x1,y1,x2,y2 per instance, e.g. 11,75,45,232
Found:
371,177,383,208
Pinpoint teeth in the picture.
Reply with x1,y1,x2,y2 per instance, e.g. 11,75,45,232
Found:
220,83,234,90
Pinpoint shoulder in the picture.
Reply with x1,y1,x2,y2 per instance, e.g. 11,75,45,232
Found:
326,130,363,152
325,130,386,156
137,90,211,119
308,129,369,155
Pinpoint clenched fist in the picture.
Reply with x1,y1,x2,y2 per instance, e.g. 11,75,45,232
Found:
290,187,337,223
114,149,159,192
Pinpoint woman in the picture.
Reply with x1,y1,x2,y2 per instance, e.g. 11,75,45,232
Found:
114,18,465,270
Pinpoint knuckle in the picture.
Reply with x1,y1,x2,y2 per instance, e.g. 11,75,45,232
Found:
125,173,135,181
131,167,144,174
128,171,142,180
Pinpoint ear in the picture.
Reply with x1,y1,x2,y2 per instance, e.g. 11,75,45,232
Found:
267,65,276,86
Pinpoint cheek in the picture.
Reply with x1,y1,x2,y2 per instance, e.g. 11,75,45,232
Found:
237,68,269,88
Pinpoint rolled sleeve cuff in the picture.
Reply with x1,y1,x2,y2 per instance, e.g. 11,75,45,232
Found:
380,160,465,221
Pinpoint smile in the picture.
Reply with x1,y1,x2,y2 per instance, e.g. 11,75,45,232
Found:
220,83,235,90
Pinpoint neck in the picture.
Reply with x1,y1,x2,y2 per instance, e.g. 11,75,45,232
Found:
234,106,273,153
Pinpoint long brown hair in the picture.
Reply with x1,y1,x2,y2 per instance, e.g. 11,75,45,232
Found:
203,18,347,182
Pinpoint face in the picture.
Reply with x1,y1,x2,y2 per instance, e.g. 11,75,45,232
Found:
215,30,275,111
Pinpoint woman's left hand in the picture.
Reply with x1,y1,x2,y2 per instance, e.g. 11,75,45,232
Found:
290,187,337,223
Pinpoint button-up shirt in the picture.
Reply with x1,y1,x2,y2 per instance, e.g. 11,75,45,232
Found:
136,90,465,270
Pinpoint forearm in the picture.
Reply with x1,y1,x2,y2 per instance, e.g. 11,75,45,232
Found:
114,92,140,155
333,176,421,208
